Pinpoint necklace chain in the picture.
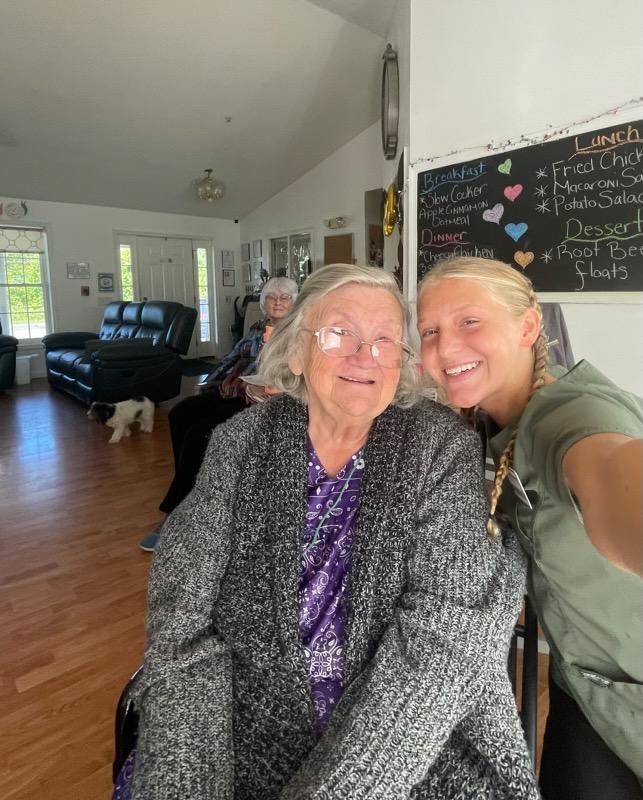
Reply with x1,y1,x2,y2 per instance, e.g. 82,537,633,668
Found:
304,454,364,553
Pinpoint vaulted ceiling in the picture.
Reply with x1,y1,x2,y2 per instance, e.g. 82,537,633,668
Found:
0,0,395,218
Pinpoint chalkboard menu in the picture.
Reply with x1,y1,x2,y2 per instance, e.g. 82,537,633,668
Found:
417,120,643,292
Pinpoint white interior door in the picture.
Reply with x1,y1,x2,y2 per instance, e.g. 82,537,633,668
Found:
136,236,197,357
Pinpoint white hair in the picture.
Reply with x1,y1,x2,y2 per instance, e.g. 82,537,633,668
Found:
256,263,422,407
259,277,299,314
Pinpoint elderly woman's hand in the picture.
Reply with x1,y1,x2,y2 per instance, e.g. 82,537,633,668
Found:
219,374,243,398
244,383,282,404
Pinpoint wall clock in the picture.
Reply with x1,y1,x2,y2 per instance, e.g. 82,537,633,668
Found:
381,43,399,160
5,201,27,218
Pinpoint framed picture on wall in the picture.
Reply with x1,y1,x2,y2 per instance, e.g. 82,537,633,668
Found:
252,259,263,283
244,264,252,282
252,239,262,259
241,242,251,262
222,268,235,287
66,261,90,279
221,249,234,268
97,272,115,292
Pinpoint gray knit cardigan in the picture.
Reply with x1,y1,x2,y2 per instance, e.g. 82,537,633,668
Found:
130,395,540,799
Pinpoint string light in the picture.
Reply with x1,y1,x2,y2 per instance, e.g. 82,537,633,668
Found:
406,97,643,178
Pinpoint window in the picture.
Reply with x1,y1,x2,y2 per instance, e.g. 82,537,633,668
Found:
115,234,138,301
195,246,211,343
119,243,134,301
0,226,51,341
269,232,312,284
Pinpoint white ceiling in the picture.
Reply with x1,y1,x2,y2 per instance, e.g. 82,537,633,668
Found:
0,0,393,219
307,0,396,37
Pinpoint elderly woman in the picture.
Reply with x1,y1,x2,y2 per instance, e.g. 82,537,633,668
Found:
138,276,297,551
122,264,539,799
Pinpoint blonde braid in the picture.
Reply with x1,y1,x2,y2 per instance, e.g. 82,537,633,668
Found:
487,429,519,537
486,292,550,538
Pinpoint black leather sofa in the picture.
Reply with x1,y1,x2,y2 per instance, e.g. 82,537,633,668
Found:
42,300,197,405
0,319,19,390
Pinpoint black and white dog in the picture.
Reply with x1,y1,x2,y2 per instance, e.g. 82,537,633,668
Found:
87,396,155,443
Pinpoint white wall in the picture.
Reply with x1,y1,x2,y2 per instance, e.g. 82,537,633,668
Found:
382,0,411,275
1,198,240,376
406,0,643,395
240,123,382,271
384,0,410,187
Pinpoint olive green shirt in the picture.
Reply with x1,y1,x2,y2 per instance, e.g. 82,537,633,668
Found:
482,360,643,780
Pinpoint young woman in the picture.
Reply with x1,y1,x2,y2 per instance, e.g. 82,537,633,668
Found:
417,256,643,800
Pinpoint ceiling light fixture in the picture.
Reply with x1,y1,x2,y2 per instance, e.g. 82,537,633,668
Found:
196,168,225,202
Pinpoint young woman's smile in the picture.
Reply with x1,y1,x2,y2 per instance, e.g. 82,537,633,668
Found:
417,278,539,424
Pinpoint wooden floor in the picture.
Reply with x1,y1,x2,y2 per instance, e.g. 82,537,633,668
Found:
0,380,172,799
0,380,550,799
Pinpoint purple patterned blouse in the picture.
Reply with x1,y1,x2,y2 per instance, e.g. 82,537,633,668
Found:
298,438,365,729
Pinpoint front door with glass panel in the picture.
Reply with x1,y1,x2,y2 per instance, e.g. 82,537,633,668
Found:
135,236,197,356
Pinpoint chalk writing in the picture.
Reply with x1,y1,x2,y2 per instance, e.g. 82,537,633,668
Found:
420,162,487,193
573,124,642,157
420,230,469,248
564,209,643,243
417,119,643,291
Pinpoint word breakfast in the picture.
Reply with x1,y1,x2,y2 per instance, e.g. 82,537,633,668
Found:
420,161,487,194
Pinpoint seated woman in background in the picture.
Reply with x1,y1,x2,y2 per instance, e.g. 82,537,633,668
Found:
116,263,539,799
138,276,297,551
417,256,643,800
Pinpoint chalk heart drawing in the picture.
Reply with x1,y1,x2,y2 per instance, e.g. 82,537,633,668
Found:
503,184,523,202
504,222,528,242
482,203,504,224
514,250,534,269
498,158,512,175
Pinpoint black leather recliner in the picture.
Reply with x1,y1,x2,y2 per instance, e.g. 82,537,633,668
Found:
42,300,197,405
0,319,19,390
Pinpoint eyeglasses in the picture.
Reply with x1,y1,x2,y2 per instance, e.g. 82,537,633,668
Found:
304,326,413,368
265,294,292,303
